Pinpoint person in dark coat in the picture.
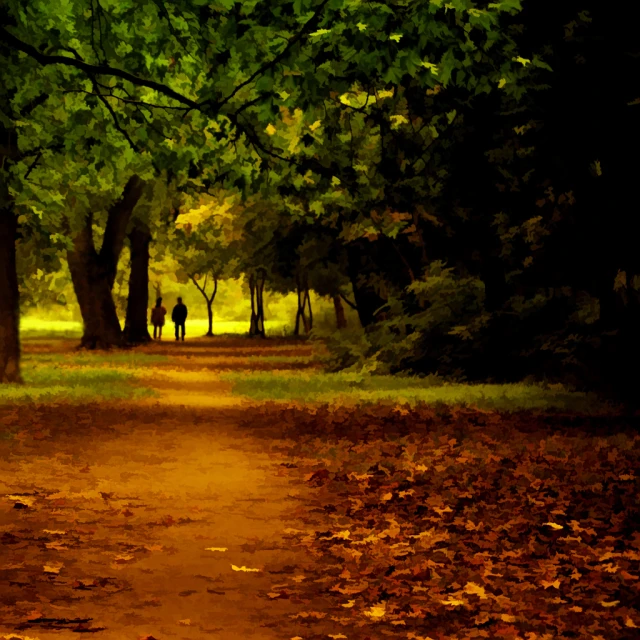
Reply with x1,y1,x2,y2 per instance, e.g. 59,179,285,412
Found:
150,297,167,340
172,297,188,341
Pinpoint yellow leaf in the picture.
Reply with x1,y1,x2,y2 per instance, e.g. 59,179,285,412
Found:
501,614,516,622
364,603,386,618
541,579,561,589
514,56,531,66
178,619,192,626
43,562,63,574
43,529,67,535
464,582,488,599
498,78,507,89
329,635,348,639
231,564,260,572
381,492,393,501
7,494,36,507
331,530,351,540
544,522,564,530
265,123,277,136
309,120,322,131
390,33,402,42
570,606,583,612
626,617,638,628
440,598,465,606
342,599,356,608
205,547,228,552
356,22,367,31
600,600,620,607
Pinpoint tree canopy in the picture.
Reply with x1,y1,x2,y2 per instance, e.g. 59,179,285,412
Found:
2,0,640,406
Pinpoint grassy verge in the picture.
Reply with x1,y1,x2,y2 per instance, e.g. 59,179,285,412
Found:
23,352,169,368
0,363,156,404
222,370,600,411
19,318,291,339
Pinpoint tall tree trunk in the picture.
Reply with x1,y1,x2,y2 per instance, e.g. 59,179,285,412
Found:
67,176,145,349
0,205,22,383
123,222,151,344
294,278,305,336
249,271,266,338
333,294,347,329
206,300,214,337
67,220,123,349
305,287,313,331
346,241,386,328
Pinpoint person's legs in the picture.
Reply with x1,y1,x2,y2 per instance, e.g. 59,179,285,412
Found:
158,325,163,339
180,323,185,341
175,323,179,340
153,325,157,339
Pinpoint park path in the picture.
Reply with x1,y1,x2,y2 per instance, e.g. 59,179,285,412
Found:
0,339,332,640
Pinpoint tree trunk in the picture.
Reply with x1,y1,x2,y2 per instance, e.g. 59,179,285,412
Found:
0,205,22,383
346,241,386,328
67,176,145,349
123,222,151,344
67,223,123,349
206,301,214,337
249,271,266,338
305,287,313,331
294,279,305,336
333,294,347,329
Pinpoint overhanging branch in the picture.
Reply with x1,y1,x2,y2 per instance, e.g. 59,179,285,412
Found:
1,27,200,110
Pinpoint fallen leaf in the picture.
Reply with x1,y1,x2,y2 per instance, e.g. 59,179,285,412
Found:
364,603,386,618
231,564,260,572
177,619,191,626
464,582,488,599
205,547,228,552
43,562,63,574
544,522,564,530
440,598,465,606
342,599,356,608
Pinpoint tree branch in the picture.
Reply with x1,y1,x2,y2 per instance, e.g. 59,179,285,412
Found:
339,292,358,310
213,0,331,110
1,27,200,110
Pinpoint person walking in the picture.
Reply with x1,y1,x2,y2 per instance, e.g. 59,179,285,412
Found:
172,297,188,341
150,297,167,340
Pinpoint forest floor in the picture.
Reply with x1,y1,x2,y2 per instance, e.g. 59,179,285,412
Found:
1,337,639,640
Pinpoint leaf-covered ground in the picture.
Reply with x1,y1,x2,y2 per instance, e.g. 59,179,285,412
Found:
1,338,638,640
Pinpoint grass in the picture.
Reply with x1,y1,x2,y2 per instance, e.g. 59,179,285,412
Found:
0,363,155,404
20,318,290,339
221,371,599,411
23,352,169,367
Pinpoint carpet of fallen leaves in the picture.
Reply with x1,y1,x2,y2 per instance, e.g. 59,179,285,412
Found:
242,404,640,640
1,338,639,640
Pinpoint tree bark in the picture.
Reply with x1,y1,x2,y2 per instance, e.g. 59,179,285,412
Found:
333,294,347,329
0,205,22,383
206,301,214,337
67,217,123,349
189,272,217,337
249,271,266,338
67,176,145,349
123,222,151,344
346,241,386,328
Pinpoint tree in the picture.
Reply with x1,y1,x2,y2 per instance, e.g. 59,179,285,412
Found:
171,197,235,337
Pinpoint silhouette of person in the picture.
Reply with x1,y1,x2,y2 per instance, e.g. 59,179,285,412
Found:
150,297,167,340
172,297,188,341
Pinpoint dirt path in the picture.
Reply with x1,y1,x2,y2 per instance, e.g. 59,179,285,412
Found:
0,340,331,640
